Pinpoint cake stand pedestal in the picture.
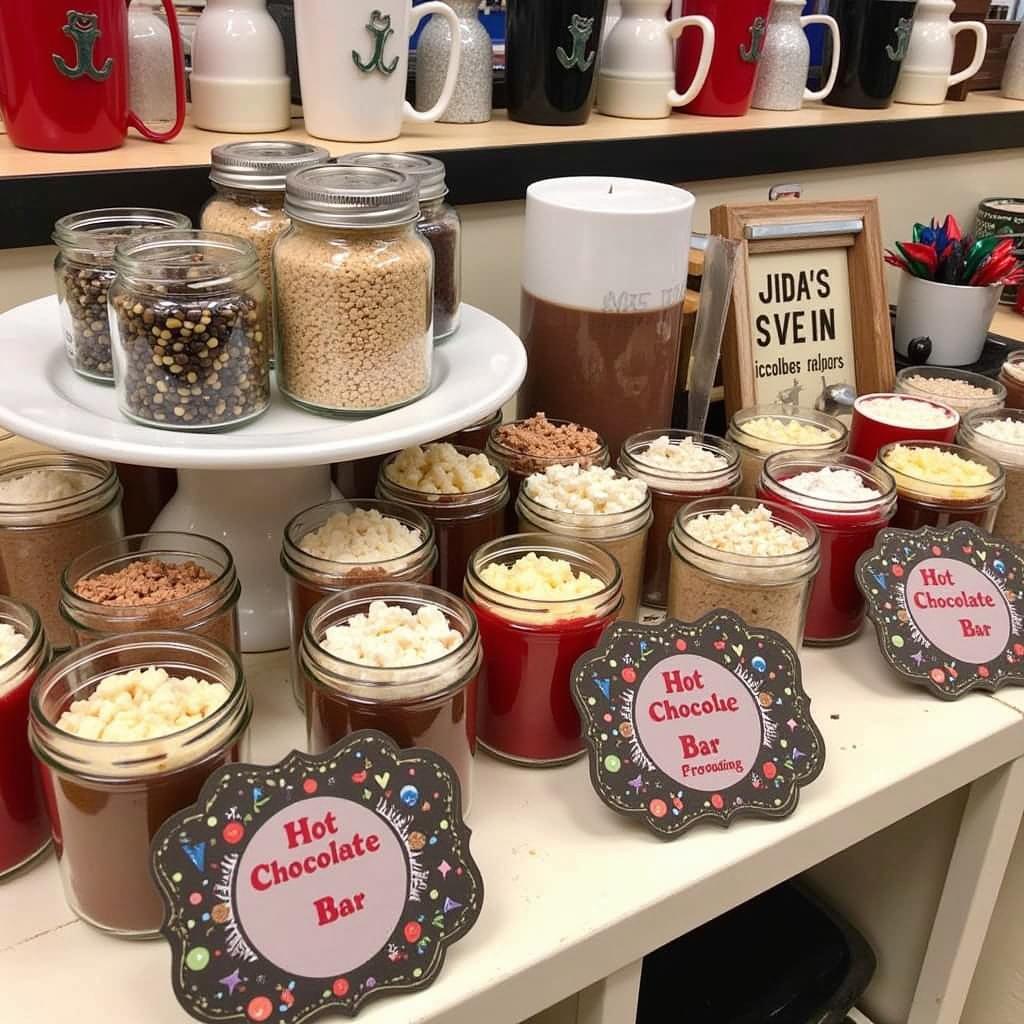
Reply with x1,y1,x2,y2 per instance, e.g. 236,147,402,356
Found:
0,297,526,651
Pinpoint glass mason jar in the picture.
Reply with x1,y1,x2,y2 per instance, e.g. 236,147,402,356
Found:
200,141,330,356
53,208,191,383
960,409,1024,545
444,410,503,452
999,350,1024,411
377,448,509,596
301,584,480,813
618,429,741,608
276,165,434,416
849,392,960,463
668,497,821,649
486,418,610,533
282,499,439,708
336,153,462,341
29,631,252,937
465,534,623,766
60,532,240,651
895,365,1006,418
0,597,50,879
109,230,272,430
877,440,1006,531
516,477,652,621
758,453,897,646
727,406,848,498
0,455,123,650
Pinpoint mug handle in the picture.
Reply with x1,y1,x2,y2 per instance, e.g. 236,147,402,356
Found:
405,1,464,123
947,21,988,88
801,15,840,101
667,15,715,108
127,0,187,142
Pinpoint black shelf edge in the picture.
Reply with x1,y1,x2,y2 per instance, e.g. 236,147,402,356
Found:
4,108,1022,250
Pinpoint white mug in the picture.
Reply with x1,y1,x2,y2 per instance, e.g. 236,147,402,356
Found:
295,0,462,142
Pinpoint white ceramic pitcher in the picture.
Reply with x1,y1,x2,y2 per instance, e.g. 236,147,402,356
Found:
893,0,986,105
596,0,715,118
751,0,840,111
295,0,462,141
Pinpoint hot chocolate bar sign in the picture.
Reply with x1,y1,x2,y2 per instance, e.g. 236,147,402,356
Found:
571,612,825,838
857,523,1024,699
151,733,482,1022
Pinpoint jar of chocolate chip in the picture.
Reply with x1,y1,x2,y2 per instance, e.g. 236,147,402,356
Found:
335,153,462,340
109,231,271,430
53,208,192,383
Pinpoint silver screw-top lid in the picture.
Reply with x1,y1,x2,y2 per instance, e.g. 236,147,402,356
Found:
284,165,421,228
333,152,448,202
210,141,331,192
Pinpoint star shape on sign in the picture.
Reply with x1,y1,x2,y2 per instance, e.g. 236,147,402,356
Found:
627,774,643,791
437,860,452,878
220,970,242,995
911,650,925,666
786,718,797,731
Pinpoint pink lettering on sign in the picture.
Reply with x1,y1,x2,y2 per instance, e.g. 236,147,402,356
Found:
905,557,1010,664
635,655,763,791
236,796,408,978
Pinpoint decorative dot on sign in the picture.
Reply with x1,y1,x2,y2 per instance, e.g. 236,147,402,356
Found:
206,816,218,828
247,996,273,1022
413,968,423,979
303,778,318,794
430,889,440,900
751,656,767,673
979,665,990,678
185,947,211,972
440,819,449,830
995,560,1006,574
332,979,350,998
892,564,904,578
762,762,777,780
604,754,622,773
932,546,943,556
930,668,946,684
588,697,596,706
189,892,202,906
223,822,245,845
1015,644,1024,657
622,667,636,684
400,785,419,807
172,872,183,884
603,713,613,723
675,639,687,652
404,922,422,943
711,794,724,810
649,798,668,818
891,635,904,649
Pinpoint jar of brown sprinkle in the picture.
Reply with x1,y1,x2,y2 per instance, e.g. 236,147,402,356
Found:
275,165,434,415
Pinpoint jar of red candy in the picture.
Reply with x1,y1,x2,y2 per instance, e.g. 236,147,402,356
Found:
758,453,897,645
0,596,50,879
465,534,622,766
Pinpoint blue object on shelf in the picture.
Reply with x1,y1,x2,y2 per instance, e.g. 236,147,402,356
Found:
411,1,506,48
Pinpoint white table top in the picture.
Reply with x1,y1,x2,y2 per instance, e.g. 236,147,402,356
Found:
5,634,1024,1023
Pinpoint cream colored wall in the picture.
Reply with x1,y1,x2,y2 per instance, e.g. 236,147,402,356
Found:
3,146,1024,1024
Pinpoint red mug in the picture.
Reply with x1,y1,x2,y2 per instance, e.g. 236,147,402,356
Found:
677,0,772,116
0,0,186,152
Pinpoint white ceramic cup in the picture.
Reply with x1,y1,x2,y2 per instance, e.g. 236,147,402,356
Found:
894,274,1002,366
295,0,462,142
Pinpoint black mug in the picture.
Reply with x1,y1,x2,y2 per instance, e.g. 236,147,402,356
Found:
506,0,608,125
824,0,918,109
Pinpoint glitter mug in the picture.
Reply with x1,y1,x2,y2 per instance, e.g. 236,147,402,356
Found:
0,0,186,152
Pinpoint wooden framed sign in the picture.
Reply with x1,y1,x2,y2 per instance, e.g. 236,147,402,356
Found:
711,198,896,417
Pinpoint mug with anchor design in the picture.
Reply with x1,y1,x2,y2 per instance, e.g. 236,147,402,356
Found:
824,0,919,109
294,0,463,142
0,0,186,152
506,0,609,125
675,0,774,117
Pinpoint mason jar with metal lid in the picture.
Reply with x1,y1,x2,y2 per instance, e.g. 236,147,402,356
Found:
200,141,329,352
53,208,192,383
275,165,434,416
335,152,461,340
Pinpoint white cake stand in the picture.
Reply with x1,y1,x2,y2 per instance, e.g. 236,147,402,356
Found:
0,296,526,652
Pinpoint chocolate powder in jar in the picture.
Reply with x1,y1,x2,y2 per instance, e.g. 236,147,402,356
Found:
419,216,459,339
520,294,685,460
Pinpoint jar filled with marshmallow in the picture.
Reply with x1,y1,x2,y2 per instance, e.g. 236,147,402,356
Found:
960,409,1024,544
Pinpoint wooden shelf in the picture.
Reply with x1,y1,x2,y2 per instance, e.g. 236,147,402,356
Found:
1,93,1022,248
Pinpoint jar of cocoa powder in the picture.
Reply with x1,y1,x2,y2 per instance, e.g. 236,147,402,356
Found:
53,208,191,383
282,500,438,708
275,165,434,415
0,455,124,650
486,413,609,532
335,153,462,341
377,444,508,596
60,532,240,651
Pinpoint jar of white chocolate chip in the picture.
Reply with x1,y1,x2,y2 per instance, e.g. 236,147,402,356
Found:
334,153,462,341
200,141,330,357
275,165,434,415
959,409,1024,544
109,230,271,430
53,208,191,383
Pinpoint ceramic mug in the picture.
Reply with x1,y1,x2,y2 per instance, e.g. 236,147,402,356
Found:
824,0,919,109
506,0,609,125
597,2,715,119
0,0,186,152
294,0,462,142
676,0,773,117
